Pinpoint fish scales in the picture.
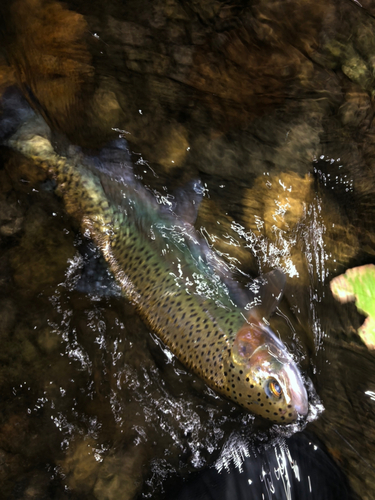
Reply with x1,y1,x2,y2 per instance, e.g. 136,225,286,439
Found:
7,124,309,423
10,134,240,389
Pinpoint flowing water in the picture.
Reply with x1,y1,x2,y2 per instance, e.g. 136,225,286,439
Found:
1,0,375,499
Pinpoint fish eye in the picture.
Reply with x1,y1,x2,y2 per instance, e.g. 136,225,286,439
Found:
266,378,283,399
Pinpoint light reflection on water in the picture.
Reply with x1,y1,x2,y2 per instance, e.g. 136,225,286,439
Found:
2,0,375,495
5,166,328,498
167,430,352,500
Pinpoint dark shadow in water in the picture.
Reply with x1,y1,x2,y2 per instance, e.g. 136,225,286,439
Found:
165,432,357,500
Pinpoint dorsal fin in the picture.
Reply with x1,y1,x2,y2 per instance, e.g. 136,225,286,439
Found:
97,138,131,163
169,180,204,225
244,269,286,322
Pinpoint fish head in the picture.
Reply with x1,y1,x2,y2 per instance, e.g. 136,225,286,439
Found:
228,322,308,423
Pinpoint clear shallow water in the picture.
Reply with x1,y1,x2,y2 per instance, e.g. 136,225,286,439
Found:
1,0,375,498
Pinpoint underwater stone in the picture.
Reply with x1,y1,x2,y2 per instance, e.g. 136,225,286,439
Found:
9,204,75,294
0,298,16,340
0,198,24,237
93,447,147,500
59,439,101,494
0,170,12,194
5,154,49,189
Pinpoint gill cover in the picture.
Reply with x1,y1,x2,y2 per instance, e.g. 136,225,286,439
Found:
232,269,286,360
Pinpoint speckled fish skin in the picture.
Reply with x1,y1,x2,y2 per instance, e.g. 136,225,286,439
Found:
7,117,308,424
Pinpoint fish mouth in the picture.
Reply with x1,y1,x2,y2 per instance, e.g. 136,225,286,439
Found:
285,363,309,416
293,389,309,416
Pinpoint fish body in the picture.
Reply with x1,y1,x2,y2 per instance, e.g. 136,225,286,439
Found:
4,106,308,424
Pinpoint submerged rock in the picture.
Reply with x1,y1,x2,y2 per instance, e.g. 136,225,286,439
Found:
0,197,24,237
1,0,375,498
9,204,75,294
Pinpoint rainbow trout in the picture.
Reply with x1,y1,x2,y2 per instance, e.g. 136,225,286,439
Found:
3,99,308,424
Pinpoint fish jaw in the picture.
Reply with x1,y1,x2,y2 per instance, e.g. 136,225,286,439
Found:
280,358,309,417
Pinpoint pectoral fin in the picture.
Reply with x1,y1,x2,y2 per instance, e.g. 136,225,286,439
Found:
170,180,204,224
75,242,122,298
231,323,263,364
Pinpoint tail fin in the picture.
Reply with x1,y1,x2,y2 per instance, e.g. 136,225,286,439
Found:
0,87,51,148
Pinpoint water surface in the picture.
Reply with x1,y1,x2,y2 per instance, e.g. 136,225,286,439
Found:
1,0,375,498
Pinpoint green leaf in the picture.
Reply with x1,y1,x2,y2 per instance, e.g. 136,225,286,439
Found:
330,264,375,350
